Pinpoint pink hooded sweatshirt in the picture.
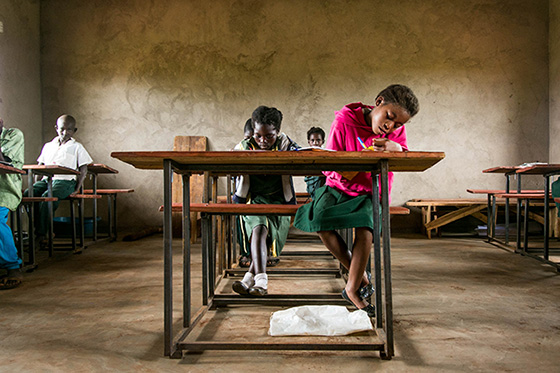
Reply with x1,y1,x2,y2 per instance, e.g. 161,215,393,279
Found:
324,102,408,200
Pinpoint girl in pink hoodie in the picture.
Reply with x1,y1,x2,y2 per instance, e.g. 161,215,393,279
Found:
294,84,419,317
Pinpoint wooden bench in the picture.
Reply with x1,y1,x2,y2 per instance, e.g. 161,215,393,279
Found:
83,188,134,241
405,199,507,239
159,202,410,276
160,203,410,216
14,197,58,270
467,189,546,240
495,193,558,252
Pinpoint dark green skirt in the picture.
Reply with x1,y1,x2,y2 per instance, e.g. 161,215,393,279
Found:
238,194,291,258
294,185,375,232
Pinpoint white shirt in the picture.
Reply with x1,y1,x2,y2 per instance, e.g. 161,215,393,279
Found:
37,137,93,181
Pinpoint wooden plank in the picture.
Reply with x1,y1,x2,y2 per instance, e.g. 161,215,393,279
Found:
83,189,134,194
110,150,445,173
160,203,409,216
471,211,488,224
424,205,485,230
171,137,207,241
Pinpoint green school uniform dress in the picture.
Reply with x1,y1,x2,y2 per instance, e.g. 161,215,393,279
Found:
233,134,298,258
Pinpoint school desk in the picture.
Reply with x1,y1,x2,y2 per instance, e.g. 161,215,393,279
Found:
515,164,560,268
23,165,80,255
111,150,445,360
483,164,560,270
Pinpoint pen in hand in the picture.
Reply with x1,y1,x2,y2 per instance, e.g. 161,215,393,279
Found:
357,137,367,149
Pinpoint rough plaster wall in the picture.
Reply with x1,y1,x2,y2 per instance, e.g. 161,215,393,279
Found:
40,0,549,229
0,0,42,166
551,0,560,163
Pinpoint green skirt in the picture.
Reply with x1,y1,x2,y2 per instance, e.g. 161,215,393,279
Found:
238,194,291,258
294,185,375,232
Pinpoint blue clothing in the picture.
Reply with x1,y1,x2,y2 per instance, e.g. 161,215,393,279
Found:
0,207,21,270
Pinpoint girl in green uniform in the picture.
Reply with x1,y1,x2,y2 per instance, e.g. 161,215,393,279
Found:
232,106,298,296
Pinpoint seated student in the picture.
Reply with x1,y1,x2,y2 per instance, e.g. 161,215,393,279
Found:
0,116,25,290
294,84,419,317
304,126,327,199
231,106,299,296
24,115,92,246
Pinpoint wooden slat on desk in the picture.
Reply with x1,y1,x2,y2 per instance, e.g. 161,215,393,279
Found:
0,163,26,175
515,164,560,175
87,163,119,174
23,164,79,175
111,150,445,174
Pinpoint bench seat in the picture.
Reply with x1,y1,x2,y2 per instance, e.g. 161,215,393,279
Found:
159,203,410,215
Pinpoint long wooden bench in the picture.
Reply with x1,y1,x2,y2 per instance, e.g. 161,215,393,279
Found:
160,202,410,215
159,202,410,276
405,198,507,239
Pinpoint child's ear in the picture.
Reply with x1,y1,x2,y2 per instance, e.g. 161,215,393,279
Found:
375,97,384,107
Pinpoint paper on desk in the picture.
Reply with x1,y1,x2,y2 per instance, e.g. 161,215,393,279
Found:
269,305,373,336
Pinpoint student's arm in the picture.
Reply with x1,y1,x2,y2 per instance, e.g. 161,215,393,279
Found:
73,164,88,194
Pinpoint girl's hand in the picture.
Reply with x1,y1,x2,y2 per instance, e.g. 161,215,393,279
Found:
372,139,402,152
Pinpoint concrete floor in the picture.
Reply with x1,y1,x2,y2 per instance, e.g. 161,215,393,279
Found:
1,233,559,372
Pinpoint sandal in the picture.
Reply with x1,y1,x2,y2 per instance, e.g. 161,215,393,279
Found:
238,256,251,268
342,289,375,318
0,269,23,290
359,271,374,299
266,256,280,267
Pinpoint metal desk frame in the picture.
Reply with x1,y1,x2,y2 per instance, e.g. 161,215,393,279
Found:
111,150,445,360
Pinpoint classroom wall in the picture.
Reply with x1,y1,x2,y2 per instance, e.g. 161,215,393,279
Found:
0,0,42,166
39,0,550,229
551,0,560,164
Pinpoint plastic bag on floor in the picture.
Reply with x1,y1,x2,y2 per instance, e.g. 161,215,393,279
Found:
269,305,373,336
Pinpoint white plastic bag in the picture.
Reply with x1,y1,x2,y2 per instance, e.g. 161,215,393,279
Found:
269,305,373,337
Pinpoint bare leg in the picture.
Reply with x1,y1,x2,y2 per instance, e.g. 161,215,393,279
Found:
344,227,373,309
318,230,370,288
250,225,268,275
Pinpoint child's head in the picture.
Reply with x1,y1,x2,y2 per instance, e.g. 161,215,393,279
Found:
243,119,253,140
251,106,283,150
368,84,419,136
55,114,77,144
307,127,325,147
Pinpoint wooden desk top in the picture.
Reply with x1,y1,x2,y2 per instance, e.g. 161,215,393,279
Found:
0,163,26,175
482,166,519,174
111,150,445,175
515,164,560,175
87,163,119,174
23,164,80,176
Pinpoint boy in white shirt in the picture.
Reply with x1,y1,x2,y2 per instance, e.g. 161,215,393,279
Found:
24,115,92,244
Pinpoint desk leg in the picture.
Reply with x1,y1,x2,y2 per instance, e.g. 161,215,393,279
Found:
47,177,54,257
486,194,493,241
182,174,191,328
371,172,382,330
380,160,394,358
505,174,510,244
523,199,529,253
544,176,550,260
163,160,173,356
516,175,522,252
93,175,98,242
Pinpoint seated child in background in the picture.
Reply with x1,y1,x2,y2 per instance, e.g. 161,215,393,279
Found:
232,106,299,296
233,119,254,151
24,114,92,245
304,126,327,199
0,117,25,290
294,84,419,317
